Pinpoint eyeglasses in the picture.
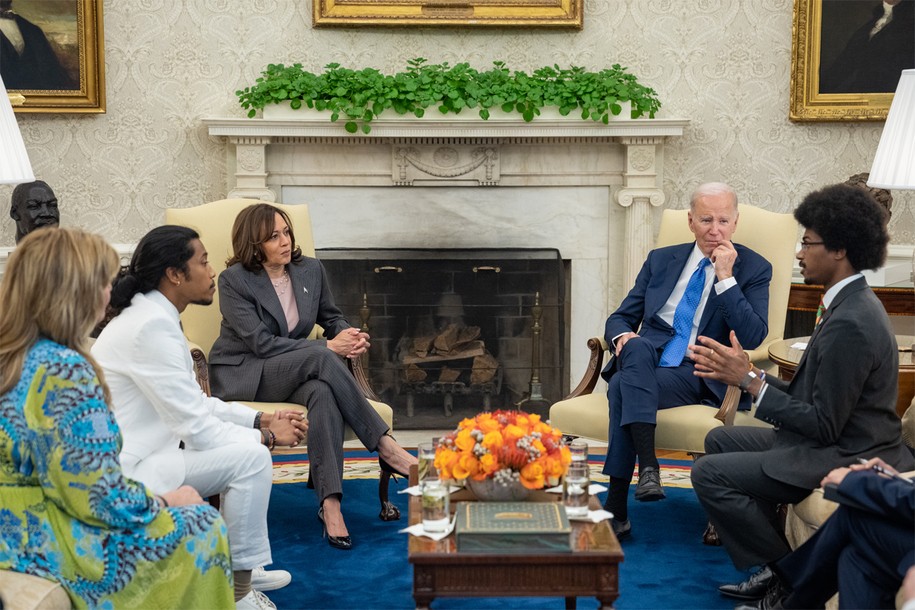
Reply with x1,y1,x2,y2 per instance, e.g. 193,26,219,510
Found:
799,241,825,250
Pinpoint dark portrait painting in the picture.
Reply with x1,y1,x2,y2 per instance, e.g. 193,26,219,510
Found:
819,0,915,94
1,0,79,90
2,0,104,113
790,0,911,121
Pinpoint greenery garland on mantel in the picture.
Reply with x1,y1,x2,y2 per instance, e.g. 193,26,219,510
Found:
236,58,662,134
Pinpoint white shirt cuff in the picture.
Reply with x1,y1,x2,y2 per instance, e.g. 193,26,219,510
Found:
714,276,737,294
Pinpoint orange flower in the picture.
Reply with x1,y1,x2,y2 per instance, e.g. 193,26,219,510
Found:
434,409,570,489
520,461,545,489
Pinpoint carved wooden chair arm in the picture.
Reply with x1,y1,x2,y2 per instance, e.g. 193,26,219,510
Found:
348,355,381,401
562,337,609,400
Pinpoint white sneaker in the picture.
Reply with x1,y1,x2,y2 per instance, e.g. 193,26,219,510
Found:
236,590,276,610
251,566,292,592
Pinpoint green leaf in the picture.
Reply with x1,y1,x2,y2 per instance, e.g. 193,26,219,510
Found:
345,121,358,133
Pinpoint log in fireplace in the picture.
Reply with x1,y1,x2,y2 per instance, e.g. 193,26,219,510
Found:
319,248,567,429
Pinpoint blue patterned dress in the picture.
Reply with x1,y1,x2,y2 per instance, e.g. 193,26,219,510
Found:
0,339,234,609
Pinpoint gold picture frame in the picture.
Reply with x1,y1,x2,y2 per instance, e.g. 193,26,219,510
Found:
313,0,583,28
3,0,105,113
789,0,913,122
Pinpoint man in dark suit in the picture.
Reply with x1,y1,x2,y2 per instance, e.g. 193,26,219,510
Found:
600,182,772,538
0,0,76,90
820,0,914,94
735,458,914,610
690,184,914,602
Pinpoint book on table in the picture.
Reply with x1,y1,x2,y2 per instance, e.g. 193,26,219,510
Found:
454,501,572,553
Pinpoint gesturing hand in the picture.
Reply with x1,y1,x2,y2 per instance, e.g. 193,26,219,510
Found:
689,330,750,387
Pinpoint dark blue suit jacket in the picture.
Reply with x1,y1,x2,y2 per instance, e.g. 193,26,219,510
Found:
602,242,772,407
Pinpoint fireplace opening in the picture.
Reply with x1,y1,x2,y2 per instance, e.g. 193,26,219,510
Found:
318,248,568,429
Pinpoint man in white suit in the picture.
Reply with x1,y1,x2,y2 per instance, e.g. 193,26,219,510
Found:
93,225,307,610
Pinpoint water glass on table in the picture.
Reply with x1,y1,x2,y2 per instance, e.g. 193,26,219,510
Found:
417,441,438,483
421,479,450,532
569,438,589,463
563,462,590,518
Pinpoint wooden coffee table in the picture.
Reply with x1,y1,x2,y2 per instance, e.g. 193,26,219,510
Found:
407,476,624,609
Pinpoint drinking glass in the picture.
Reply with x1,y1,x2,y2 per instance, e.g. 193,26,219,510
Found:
569,438,589,463
417,441,438,483
563,462,590,518
421,479,450,532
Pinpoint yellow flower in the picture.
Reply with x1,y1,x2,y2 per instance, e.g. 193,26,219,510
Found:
520,461,545,489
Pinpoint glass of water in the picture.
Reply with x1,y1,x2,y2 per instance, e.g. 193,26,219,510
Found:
563,462,590,518
421,479,450,532
417,441,437,483
569,438,589,463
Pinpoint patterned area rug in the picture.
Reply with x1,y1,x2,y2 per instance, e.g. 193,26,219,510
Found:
272,451,694,488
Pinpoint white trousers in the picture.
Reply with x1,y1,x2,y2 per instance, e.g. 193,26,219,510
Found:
182,441,274,571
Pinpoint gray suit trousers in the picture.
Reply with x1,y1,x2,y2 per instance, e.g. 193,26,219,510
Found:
255,345,389,502
691,426,811,570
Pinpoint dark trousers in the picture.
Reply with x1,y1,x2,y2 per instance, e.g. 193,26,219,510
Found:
691,426,810,570
255,346,389,502
776,505,913,610
601,336,714,479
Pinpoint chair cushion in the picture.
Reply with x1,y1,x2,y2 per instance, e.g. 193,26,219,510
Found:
549,394,609,441
0,570,70,610
656,405,772,454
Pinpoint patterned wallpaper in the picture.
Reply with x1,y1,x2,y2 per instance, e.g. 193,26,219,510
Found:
2,0,912,248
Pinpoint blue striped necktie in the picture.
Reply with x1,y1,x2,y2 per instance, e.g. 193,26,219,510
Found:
660,258,710,367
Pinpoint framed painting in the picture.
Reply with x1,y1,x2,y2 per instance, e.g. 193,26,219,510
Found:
790,0,914,122
313,0,582,28
2,0,105,113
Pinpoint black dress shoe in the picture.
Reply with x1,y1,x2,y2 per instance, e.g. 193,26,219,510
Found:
719,566,774,600
634,466,665,501
610,518,631,540
317,507,353,551
733,577,787,610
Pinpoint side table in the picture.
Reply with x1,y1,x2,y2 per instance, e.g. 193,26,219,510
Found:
768,335,914,418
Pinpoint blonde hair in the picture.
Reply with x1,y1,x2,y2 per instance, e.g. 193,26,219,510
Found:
0,228,120,398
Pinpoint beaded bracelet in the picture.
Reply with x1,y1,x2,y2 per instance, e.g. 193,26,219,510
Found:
265,429,277,451
253,411,264,429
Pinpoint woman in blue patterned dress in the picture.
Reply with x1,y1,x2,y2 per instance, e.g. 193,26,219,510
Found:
0,228,234,609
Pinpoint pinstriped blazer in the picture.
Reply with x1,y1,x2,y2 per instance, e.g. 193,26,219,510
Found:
209,257,351,401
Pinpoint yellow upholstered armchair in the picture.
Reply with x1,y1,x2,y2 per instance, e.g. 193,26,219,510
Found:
165,199,400,520
550,204,798,455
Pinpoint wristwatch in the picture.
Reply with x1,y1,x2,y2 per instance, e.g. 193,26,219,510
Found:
739,370,759,392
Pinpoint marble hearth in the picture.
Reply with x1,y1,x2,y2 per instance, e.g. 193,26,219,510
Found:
204,114,689,388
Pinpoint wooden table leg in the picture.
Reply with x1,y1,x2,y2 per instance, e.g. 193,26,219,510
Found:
565,596,576,609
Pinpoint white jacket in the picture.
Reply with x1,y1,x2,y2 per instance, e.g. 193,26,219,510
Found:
92,290,259,494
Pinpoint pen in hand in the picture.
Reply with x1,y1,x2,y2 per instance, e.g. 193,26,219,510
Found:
856,458,915,485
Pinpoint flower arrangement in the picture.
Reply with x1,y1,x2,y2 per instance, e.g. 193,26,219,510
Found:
434,410,571,490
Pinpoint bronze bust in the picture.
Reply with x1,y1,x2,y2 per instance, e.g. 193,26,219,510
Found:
10,180,60,243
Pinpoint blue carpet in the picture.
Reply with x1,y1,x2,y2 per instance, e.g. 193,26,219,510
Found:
264,458,745,609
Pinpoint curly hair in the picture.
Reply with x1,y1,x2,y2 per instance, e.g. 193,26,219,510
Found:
794,184,889,272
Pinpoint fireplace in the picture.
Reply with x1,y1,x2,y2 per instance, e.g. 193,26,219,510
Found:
204,114,687,403
320,248,566,428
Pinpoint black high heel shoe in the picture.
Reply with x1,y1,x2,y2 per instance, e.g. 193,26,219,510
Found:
317,506,352,551
378,456,409,479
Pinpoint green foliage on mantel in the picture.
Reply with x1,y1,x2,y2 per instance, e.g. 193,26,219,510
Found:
236,58,662,134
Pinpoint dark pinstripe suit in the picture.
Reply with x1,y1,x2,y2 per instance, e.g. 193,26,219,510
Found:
209,258,389,502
